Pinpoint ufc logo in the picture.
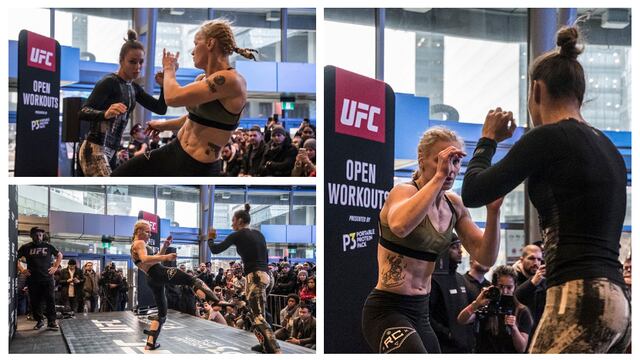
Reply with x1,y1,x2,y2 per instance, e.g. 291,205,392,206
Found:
340,99,381,132
30,48,53,67
148,221,157,233
342,233,356,251
29,248,48,256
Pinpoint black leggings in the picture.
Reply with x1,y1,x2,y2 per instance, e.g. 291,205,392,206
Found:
362,289,440,353
111,139,221,177
146,263,197,319
529,278,631,353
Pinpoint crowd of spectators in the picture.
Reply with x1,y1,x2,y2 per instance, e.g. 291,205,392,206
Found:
429,238,632,354
167,259,316,350
111,115,316,177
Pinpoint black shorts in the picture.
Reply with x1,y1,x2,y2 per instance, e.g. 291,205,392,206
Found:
111,139,221,176
362,289,440,353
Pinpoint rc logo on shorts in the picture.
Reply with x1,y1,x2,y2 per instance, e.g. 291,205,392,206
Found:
379,327,416,353
334,68,386,143
27,32,56,72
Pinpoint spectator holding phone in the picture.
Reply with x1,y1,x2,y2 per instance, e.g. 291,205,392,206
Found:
291,139,316,177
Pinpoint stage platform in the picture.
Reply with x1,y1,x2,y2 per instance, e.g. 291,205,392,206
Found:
50,310,313,354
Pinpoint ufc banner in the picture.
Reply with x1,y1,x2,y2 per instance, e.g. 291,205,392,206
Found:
324,66,395,353
15,30,61,176
138,211,161,248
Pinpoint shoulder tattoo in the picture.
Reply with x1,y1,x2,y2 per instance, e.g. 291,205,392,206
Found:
206,75,226,93
381,254,406,288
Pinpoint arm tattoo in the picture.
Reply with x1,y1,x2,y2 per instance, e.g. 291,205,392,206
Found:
205,142,222,157
381,254,406,288
205,75,226,93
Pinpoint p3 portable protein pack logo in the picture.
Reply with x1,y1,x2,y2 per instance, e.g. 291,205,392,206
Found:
334,68,386,143
27,31,56,72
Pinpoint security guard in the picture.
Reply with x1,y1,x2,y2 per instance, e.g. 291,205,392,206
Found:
17,227,63,330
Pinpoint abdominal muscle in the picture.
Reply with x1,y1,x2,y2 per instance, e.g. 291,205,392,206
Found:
178,118,232,163
375,244,435,296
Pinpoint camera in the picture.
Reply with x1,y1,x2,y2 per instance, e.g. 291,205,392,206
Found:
477,286,515,317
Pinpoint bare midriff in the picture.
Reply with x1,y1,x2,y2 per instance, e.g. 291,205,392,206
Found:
375,244,436,296
177,118,232,163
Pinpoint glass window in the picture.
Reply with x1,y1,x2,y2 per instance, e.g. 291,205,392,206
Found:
157,186,200,228
54,9,133,63
215,9,282,63
18,185,49,217
325,8,376,78
385,8,528,125
173,243,199,258
287,9,316,63
107,185,155,217
214,187,247,229
9,8,51,40
290,189,316,225
578,9,631,131
155,8,208,70
50,185,105,214
247,188,291,226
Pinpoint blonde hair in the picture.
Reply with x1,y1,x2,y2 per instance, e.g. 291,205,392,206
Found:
132,220,150,241
413,126,464,180
200,19,258,60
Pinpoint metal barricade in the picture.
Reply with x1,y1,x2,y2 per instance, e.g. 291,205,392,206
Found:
267,294,289,328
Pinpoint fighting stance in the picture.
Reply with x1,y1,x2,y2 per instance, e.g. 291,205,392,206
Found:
461,26,630,353
130,220,220,350
79,29,167,176
208,204,281,353
362,127,503,353
112,19,256,176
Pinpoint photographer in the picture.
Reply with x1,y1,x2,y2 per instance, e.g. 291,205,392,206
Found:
99,262,123,312
457,265,532,353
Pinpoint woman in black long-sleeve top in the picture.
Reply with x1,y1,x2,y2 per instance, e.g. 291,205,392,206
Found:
78,29,166,176
461,26,630,353
208,204,282,354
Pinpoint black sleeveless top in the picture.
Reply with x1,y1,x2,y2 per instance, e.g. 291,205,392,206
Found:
186,68,243,131
379,181,459,261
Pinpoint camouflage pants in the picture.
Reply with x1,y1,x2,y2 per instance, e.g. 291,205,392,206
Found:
79,141,112,176
246,271,280,353
529,278,631,353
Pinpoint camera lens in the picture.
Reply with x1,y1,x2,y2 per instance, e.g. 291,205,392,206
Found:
486,286,501,301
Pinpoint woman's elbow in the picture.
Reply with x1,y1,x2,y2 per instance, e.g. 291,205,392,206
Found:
388,222,409,238
461,184,483,208
164,96,180,107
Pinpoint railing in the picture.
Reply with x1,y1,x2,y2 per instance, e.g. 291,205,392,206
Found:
266,294,289,328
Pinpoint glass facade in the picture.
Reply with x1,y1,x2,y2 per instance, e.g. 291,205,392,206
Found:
54,9,133,63
157,186,200,228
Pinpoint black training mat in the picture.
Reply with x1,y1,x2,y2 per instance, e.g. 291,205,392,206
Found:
59,310,314,354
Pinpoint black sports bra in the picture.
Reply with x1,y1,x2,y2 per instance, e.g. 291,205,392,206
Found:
186,68,242,130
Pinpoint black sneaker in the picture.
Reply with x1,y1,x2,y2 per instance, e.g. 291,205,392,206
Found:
33,320,44,330
251,344,265,353
47,322,59,331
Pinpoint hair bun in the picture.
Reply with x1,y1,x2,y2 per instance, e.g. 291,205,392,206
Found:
556,26,583,59
127,29,138,42
244,203,251,212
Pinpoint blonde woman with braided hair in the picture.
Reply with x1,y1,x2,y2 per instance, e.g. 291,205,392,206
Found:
361,126,504,353
113,19,257,176
130,220,224,350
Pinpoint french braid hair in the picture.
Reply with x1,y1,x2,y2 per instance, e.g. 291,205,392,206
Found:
200,19,259,61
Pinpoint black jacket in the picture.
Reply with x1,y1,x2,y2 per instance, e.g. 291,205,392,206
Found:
258,137,297,177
